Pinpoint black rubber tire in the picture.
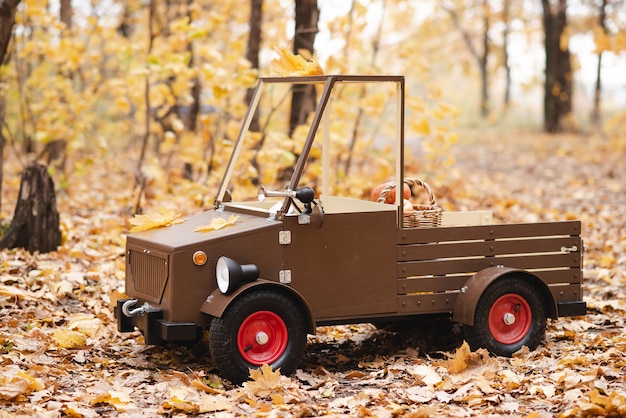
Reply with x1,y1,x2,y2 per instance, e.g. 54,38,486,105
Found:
463,276,547,357
209,289,308,385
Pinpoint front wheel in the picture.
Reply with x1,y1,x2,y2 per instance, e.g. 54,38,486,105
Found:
463,276,547,356
209,290,308,385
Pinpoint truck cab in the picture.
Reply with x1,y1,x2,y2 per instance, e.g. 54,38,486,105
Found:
116,75,585,384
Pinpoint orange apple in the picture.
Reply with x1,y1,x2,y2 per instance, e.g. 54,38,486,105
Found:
371,182,411,204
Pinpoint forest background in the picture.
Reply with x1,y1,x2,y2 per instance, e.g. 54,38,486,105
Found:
0,0,625,416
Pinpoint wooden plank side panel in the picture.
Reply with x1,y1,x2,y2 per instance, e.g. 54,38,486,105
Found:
398,269,582,295
395,284,582,316
398,236,581,261
398,253,581,278
398,221,581,245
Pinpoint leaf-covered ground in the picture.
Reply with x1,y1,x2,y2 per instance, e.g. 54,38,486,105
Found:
1,130,625,417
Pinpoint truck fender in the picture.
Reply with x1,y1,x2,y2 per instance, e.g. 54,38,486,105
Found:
200,279,316,334
452,266,557,326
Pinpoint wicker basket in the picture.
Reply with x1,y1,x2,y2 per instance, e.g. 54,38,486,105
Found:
378,178,442,228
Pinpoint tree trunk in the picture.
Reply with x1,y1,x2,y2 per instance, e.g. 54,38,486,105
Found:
0,164,61,253
502,0,511,108
445,2,490,118
0,0,21,214
542,0,572,133
591,0,607,126
245,0,263,133
0,0,19,64
480,0,490,117
60,0,72,29
289,0,319,136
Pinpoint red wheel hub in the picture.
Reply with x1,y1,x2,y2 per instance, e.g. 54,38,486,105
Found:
237,311,288,365
488,294,531,344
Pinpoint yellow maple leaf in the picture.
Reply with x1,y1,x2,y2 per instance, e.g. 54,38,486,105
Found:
270,46,323,76
53,329,86,349
244,364,281,398
444,341,493,374
129,206,184,233
194,215,239,232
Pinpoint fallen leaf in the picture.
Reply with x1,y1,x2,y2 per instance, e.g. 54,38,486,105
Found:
191,378,225,394
0,284,36,300
410,364,442,386
194,214,239,232
198,394,231,413
245,364,282,398
270,46,324,76
128,206,184,232
0,368,45,400
53,329,86,349
91,390,134,412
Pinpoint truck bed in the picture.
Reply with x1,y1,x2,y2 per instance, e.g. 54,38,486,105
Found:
396,221,583,315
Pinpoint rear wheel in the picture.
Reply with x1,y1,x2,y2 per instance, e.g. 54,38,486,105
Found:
463,277,547,356
209,290,307,385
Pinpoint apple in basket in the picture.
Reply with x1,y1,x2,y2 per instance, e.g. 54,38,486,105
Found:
371,182,411,204
403,199,414,215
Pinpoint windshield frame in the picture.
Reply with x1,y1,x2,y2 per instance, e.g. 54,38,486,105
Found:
213,75,406,224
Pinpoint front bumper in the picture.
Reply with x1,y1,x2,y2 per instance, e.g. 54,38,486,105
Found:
115,299,201,345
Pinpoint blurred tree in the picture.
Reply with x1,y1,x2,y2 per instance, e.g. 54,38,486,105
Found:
60,0,71,29
245,0,262,132
290,0,319,136
591,0,607,126
502,0,511,108
0,0,21,213
443,0,491,117
542,0,572,133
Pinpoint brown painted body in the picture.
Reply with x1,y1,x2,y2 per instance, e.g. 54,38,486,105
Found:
117,76,585,372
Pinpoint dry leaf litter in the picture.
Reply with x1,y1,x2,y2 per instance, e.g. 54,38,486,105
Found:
0,131,624,417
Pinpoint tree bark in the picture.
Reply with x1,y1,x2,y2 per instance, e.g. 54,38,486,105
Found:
60,0,72,29
445,2,490,118
0,164,61,253
245,0,263,133
1,0,21,214
0,0,19,64
591,0,607,126
502,0,511,108
542,0,572,133
289,0,319,136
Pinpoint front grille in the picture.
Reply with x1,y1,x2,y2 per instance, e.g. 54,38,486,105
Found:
128,246,169,303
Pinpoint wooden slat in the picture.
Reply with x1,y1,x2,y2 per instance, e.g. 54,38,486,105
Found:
396,284,583,316
398,253,581,278
550,283,584,304
398,275,469,294
397,270,580,294
397,293,457,314
397,268,582,295
398,236,581,261
397,221,581,245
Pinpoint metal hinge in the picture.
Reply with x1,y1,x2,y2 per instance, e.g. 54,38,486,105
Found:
279,270,292,284
279,230,291,245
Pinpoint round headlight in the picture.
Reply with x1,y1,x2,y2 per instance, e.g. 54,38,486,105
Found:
215,256,260,294
216,256,231,293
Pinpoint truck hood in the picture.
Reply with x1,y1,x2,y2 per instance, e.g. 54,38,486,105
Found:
127,209,282,253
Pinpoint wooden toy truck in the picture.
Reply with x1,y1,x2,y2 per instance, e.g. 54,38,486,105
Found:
116,75,585,384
